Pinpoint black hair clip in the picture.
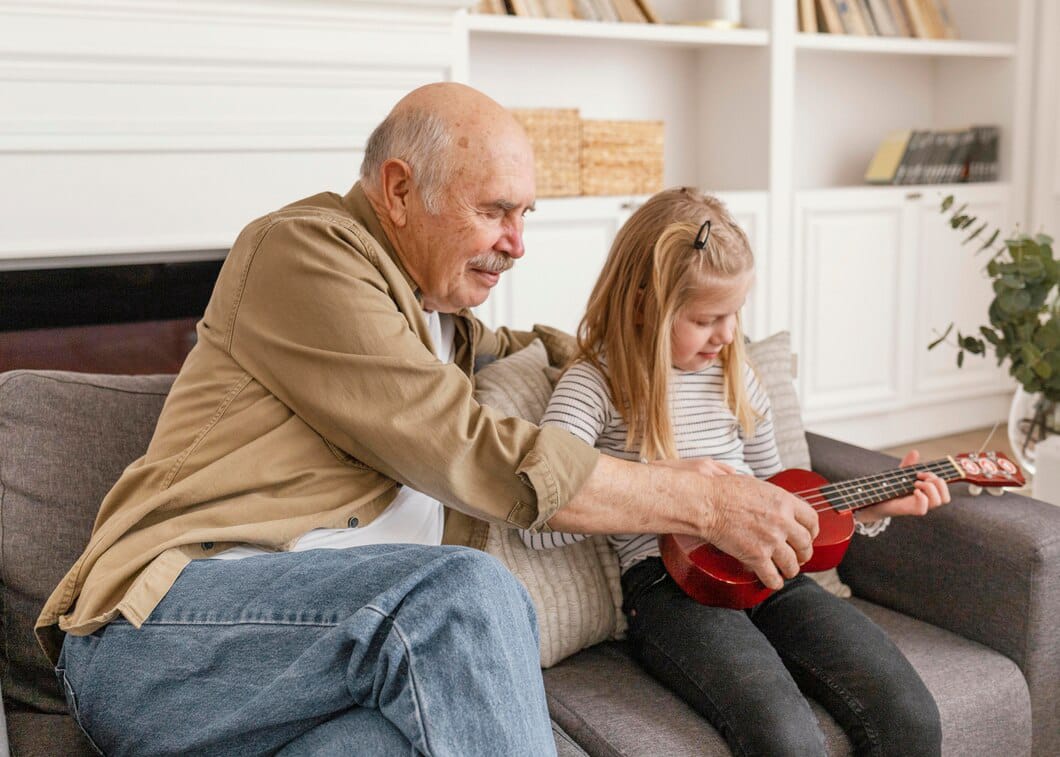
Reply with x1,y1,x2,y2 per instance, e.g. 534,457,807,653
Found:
693,219,712,250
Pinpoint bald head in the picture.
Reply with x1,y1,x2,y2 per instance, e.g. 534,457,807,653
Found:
359,83,531,213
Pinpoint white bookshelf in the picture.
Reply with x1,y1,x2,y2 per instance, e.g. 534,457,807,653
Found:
466,12,769,47
794,32,1015,57
459,0,1038,448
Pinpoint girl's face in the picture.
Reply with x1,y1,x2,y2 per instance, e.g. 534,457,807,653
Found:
670,271,753,372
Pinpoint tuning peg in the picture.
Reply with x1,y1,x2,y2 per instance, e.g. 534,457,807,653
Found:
968,484,983,496
987,487,1005,496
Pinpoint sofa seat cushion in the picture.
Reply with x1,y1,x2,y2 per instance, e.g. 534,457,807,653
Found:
543,599,1030,757
0,370,174,716
7,711,97,757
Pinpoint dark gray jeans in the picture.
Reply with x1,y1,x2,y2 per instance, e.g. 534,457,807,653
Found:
622,558,941,757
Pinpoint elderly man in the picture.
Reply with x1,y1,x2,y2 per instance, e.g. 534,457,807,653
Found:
36,83,818,755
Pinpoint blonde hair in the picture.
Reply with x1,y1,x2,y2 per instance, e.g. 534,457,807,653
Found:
575,187,759,461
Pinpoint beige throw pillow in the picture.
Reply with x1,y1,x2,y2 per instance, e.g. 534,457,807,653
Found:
747,332,851,598
474,340,625,668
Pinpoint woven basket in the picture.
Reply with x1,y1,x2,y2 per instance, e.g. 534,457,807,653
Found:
511,108,582,197
580,119,664,196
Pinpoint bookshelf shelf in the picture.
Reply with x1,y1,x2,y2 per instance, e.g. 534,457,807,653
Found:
466,13,769,48
795,32,1015,58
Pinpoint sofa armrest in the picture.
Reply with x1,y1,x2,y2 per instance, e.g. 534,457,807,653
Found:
806,431,1060,756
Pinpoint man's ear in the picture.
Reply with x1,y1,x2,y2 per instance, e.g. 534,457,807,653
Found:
378,158,414,227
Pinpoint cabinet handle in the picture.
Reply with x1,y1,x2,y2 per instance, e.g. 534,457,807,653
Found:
621,201,641,211
905,192,922,201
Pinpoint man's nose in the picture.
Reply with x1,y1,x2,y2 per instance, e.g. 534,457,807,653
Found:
497,218,526,259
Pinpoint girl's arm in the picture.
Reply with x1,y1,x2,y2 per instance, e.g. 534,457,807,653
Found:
518,362,610,550
742,366,784,480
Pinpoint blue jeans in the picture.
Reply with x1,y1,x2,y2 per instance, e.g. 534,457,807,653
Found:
621,558,941,757
57,544,556,756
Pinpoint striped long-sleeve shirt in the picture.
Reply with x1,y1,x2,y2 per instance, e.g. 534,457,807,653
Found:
521,358,783,572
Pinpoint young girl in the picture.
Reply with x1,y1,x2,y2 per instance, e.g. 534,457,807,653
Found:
522,187,946,756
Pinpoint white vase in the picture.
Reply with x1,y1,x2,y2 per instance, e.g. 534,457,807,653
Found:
1007,387,1060,478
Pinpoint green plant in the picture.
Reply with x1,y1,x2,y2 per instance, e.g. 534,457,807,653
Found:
928,195,1060,405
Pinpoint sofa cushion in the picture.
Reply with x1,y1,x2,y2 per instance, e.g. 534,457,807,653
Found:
7,711,97,757
0,370,173,716
543,599,1030,756
475,341,626,668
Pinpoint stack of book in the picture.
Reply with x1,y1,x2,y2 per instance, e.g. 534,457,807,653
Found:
476,0,658,22
864,126,1000,185
799,0,959,39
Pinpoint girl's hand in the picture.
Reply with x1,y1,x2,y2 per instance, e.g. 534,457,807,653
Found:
855,449,950,524
649,457,739,478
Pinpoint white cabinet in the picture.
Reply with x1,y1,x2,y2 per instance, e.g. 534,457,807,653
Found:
795,186,1011,448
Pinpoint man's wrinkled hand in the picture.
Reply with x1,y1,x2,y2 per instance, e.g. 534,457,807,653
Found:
700,475,819,591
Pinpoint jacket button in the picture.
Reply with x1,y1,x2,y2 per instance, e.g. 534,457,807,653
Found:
347,517,359,528
201,541,214,550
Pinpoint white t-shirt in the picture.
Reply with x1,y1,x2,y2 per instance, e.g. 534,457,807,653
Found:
213,310,455,560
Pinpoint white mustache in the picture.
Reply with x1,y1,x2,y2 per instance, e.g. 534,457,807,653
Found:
468,254,514,274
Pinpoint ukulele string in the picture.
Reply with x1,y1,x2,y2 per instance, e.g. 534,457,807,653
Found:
789,460,956,513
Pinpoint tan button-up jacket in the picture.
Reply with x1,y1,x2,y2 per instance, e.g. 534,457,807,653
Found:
36,183,599,663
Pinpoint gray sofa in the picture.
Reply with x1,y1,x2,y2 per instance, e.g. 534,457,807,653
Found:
1,369,1058,756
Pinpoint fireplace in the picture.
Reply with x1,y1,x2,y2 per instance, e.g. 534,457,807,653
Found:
0,258,225,375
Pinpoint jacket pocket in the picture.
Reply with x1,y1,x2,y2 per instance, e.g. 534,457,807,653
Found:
322,437,373,471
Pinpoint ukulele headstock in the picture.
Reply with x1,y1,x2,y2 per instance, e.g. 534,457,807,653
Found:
950,451,1026,489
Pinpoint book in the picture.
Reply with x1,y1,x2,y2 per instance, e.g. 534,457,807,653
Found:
836,0,870,34
856,0,879,34
572,0,598,19
969,125,1000,182
818,0,845,34
931,0,959,38
865,129,914,184
541,0,576,18
898,130,934,185
475,0,506,14
591,0,619,23
901,0,935,38
611,0,647,23
917,0,949,38
948,128,975,182
800,0,819,33
633,0,659,23
866,0,898,36
886,0,912,36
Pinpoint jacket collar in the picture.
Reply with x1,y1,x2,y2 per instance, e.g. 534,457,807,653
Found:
340,181,476,323
341,182,421,301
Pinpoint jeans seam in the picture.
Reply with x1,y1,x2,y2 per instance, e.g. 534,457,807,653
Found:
139,619,340,628
780,647,882,755
363,604,434,757
637,634,753,757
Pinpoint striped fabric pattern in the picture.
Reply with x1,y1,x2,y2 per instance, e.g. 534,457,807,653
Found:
521,358,783,571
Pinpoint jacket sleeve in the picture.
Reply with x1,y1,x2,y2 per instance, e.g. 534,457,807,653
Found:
225,217,599,530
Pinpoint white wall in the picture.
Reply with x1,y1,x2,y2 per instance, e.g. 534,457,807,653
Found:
0,0,471,269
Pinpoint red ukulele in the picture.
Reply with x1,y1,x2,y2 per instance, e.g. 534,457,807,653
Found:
658,452,1025,610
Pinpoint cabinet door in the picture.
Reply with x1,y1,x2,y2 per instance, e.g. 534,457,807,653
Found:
914,186,1011,397
793,191,916,422
477,197,631,334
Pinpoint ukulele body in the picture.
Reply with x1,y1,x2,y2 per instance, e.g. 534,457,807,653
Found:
658,468,855,610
